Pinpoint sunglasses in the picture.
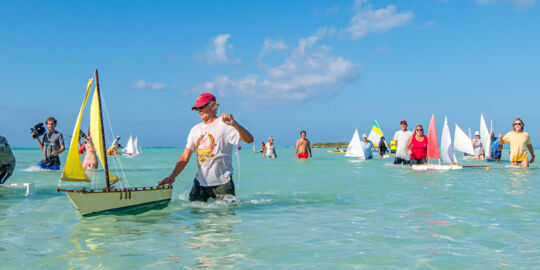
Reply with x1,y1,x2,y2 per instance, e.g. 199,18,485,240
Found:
195,102,211,111
513,122,523,126
416,129,423,131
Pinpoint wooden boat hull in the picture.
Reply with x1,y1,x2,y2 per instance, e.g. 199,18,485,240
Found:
412,164,462,171
63,187,172,216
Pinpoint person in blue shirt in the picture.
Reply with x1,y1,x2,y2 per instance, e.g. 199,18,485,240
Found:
490,132,502,160
361,134,374,160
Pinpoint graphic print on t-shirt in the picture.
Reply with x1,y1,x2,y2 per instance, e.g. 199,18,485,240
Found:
196,133,216,164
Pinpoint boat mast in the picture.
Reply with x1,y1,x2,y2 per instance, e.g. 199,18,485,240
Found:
94,69,111,189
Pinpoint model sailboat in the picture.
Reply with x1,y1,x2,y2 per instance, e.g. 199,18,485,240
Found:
345,128,365,159
57,70,172,216
412,115,462,170
367,120,384,147
480,113,491,159
122,134,142,156
454,124,474,155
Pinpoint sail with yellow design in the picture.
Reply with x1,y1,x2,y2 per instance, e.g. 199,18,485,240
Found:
61,78,93,182
89,81,119,183
58,70,172,216
367,120,385,147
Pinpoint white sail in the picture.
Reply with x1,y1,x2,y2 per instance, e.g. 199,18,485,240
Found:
124,134,135,155
480,114,491,158
345,128,365,159
134,136,141,155
440,117,457,164
454,124,474,154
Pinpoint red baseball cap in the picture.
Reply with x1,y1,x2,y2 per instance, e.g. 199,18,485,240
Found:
191,93,216,110
400,120,407,124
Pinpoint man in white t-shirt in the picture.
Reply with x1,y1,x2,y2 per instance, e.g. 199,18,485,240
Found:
392,120,413,165
159,93,253,201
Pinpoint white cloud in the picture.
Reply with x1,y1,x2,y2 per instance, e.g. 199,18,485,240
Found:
475,0,535,9
327,6,340,14
197,32,357,106
343,1,414,40
196,34,242,66
257,38,289,67
262,38,288,54
130,80,166,91
419,21,436,29
371,46,391,56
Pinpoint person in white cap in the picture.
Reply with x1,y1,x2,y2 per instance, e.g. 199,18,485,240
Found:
361,134,374,160
472,131,484,159
159,93,253,202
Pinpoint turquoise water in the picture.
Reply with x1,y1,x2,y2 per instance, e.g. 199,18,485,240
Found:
1,148,539,269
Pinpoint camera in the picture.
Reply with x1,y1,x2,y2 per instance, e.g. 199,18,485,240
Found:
31,123,46,139
79,130,87,139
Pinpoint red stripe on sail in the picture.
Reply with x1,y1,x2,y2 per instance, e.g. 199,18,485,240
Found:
427,114,440,159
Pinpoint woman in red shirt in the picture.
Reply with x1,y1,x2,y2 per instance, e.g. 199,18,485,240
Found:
406,124,428,165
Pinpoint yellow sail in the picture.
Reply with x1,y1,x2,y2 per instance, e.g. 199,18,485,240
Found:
90,82,119,183
61,79,93,182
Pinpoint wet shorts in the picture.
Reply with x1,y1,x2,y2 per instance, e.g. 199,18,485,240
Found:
189,179,235,202
298,153,309,159
410,158,427,165
393,157,410,165
38,161,60,170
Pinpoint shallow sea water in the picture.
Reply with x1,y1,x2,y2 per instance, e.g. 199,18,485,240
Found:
1,148,539,269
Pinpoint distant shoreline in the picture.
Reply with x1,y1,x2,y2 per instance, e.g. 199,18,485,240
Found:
312,142,349,148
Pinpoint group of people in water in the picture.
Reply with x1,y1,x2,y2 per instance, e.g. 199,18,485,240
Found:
389,119,534,168
265,117,534,170
0,92,536,204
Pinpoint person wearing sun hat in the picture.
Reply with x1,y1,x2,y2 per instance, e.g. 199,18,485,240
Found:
472,131,484,160
361,134,374,159
159,93,253,201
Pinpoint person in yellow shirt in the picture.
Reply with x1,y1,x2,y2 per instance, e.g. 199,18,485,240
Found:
390,140,397,154
498,118,535,168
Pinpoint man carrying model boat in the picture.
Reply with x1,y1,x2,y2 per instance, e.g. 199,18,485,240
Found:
159,93,254,202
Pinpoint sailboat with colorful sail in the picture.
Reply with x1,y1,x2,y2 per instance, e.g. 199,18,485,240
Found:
345,128,365,159
367,120,390,158
412,115,462,170
367,120,384,147
57,70,172,216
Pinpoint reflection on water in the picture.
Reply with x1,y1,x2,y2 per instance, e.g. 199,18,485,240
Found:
505,169,532,195
65,210,177,262
187,206,242,269
3,148,540,269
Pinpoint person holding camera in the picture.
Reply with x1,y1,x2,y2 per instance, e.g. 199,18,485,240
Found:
35,117,65,170
0,135,16,184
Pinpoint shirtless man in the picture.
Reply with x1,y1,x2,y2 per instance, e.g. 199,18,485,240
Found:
295,130,312,159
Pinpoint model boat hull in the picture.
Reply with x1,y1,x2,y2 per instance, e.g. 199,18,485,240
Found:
64,186,173,216
412,164,462,171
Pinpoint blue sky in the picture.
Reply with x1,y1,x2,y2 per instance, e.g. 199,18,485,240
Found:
1,0,539,147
